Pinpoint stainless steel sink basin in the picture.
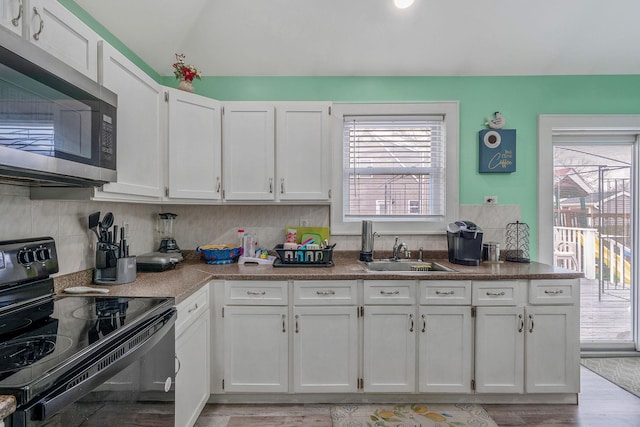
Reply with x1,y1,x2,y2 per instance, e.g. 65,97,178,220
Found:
363,260,457,272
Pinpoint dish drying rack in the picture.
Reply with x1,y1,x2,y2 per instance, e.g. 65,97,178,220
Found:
273,244,335,267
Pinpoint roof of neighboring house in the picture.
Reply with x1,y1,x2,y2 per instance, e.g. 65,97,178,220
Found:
554,167,594,199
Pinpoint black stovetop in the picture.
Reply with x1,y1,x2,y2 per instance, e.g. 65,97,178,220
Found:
0,292,172,405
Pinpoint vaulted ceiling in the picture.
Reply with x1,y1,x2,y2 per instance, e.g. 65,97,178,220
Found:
74,0,640,77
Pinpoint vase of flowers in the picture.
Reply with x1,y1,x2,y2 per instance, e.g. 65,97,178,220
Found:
173,53,201,93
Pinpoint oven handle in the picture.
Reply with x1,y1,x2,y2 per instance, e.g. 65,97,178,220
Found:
30,308,176,422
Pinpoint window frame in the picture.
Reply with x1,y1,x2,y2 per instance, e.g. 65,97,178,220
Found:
331,102,459,235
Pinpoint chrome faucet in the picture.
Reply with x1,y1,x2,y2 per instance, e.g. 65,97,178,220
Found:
391,236,408,261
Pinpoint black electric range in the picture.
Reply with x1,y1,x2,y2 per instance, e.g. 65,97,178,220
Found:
0,237,176,426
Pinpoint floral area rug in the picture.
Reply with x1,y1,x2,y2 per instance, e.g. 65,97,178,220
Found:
581,357,640,398
331,403,498,427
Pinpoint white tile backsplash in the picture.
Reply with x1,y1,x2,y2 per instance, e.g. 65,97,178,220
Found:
0,185,522,276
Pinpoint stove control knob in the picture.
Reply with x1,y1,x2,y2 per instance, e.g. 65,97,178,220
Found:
35,248,50,262
17,249,36,265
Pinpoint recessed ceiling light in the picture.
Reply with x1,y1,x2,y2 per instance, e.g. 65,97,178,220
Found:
394,0,415,9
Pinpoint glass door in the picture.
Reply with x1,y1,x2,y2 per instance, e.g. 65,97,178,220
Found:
552,140,636,349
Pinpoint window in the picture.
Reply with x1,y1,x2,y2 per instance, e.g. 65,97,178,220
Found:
331,103,459,235
343,116,444,220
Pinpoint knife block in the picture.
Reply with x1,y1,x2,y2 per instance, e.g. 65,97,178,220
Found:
94,256,137,285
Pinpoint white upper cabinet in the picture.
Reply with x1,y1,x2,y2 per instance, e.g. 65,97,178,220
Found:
166,89,222,200
222,102,332,202
96,41,164,199
0,0,22,35
276,103,331,201
222,103,275,201
28,0,98,81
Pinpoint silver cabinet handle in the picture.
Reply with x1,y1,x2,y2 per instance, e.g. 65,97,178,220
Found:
32,6,44,40
409,313,414,332
282,314,286,333
486,291,506,296
175,353,181,376
544,289,564,295
380,290,400,295
269,177,273,193
316,290,335,296
518,314,524,333
435,290,455,296
280,178,285,194
247,290,266,296
188,303,199,313
295,314,299,333
216,177,221,193
11,0,22,26
528,314,534,333
421,314,426,333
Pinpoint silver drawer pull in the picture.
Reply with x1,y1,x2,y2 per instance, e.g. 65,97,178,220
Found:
316,290,336,296
544,289,564,295
247,290,266,296
32,7,44,40
188,303,199,313
11,0,22,27
435,290,455,296
486,291,506,296
380,290,400,295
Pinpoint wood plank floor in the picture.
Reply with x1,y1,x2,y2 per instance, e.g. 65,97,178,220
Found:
580,278,632,342
194,366,640,427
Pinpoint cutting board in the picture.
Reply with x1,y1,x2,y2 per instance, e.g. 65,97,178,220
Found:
286,226,330,244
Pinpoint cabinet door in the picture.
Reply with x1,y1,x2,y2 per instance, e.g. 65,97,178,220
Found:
176,309,210,427
97,41,164,199
292,306,358,392
222,103,275,200
276,103,331,201
363,305,416,392
525,305,579,393
475,306,525,393
29,0,98,80
223,305,288,392
167,89,222,200
418,306,472,393
0,0,22,34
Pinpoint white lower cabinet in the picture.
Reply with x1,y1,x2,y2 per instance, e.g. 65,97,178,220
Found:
293,281,358,392
475,305,525,393
363,280,416,392
212,278,579,401
474,279,580,394
175,285,210,427
222,281,289,392
418,305,473,393
418,280,473,393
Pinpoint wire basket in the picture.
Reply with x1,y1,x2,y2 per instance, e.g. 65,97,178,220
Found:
505,221,530,263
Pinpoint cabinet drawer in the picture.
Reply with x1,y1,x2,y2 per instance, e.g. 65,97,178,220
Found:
529,279,579,305
225,280,288,305
294,280,357,305
364,280,415,305
472,281,525,306
176,284,210,334
419,281,471,305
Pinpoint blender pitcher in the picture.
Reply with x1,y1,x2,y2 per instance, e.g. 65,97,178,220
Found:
157,213,180,253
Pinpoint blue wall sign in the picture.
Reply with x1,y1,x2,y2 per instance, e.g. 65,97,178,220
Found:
479,129,516,173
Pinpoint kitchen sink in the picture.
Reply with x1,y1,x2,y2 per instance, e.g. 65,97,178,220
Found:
363,260,457,272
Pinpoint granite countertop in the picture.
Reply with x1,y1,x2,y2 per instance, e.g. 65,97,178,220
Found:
54,251,583,304
0,395,16,420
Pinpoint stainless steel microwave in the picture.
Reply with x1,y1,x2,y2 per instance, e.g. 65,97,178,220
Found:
0,30,117,187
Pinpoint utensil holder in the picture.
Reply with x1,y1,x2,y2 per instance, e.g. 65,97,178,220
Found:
94,256,137,285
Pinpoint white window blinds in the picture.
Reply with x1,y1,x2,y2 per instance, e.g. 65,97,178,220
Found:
342,115,445,221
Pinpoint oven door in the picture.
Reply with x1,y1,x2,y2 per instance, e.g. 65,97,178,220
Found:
7,308,176,427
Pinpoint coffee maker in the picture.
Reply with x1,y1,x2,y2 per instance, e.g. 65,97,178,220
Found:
446,220,483,266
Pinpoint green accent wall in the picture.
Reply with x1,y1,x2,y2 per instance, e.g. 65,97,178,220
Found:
62,2,640,260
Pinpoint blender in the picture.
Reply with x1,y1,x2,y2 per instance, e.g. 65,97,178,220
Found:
157,213,181,253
